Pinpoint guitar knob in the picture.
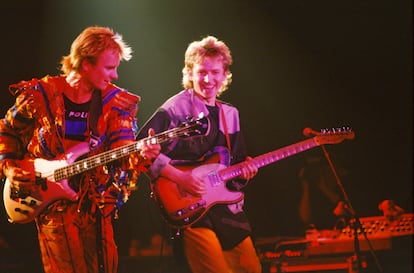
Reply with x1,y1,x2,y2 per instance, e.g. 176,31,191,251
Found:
14,207,29,215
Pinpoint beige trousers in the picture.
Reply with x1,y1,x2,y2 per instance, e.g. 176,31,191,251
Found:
183,227,262,273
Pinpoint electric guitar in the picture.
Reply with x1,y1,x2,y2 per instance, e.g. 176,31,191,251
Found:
3,116,209,224
152,128,355,228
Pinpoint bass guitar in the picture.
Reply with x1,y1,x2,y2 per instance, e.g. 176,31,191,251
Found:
152,128,355,228
3,116,209,224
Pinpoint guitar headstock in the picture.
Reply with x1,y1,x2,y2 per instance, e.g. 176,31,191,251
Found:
313,127,355,145
177,116,209,138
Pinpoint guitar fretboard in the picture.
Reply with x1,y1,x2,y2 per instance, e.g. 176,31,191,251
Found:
217,127,355,182
219,138,319,182
53,117,208,181
54,141,144,181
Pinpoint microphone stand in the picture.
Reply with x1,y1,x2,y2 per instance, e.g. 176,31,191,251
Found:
319,144,383,273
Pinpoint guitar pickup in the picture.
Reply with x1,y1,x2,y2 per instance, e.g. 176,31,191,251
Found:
35,173,48,191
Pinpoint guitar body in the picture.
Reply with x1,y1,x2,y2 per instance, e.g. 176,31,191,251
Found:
3,143,89,224
151,128,355,228
152,152,244,228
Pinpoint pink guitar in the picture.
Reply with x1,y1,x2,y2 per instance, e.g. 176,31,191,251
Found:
152,128,355,228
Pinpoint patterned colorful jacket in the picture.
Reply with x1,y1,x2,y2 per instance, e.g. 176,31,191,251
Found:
0,75,145,214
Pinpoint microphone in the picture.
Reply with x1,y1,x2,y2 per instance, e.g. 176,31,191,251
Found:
303,127,319,137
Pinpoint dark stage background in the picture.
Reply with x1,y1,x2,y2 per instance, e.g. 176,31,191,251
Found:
0,1,412,272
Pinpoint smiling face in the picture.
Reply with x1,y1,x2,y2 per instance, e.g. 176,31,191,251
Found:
189,55,227,106
83,49,121,91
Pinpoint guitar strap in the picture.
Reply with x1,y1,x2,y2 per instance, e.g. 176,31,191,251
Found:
96,211,106,273
88,89,106,273
89,89,102,150
216,101,232,153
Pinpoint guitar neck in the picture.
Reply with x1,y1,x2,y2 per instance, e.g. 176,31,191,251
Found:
218,137,319,182
54,126,192,181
